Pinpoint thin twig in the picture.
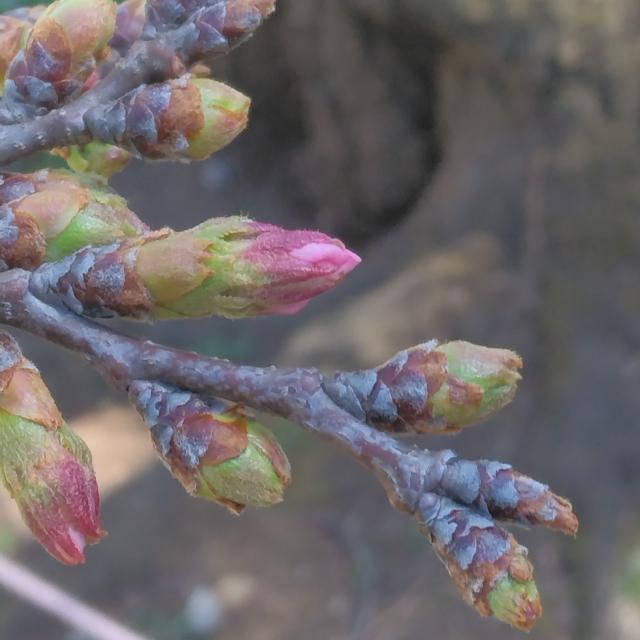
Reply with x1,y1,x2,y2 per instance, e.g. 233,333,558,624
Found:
0,554,152,640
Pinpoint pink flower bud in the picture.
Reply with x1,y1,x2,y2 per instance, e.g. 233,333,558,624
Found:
0,351,104,565
43,216,362,320
241,224,362,314
16,437,104,564
0,417,105,565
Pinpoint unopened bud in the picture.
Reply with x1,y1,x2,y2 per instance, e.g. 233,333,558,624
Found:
31,216,360,319
137,217,361,317
86,77,250,161
38,0,116,64
0,338,103,564
129,380,290,512
0,169,147,269
51,142,132,177
324,340,522,435
5,0,116,112
417,493,542,631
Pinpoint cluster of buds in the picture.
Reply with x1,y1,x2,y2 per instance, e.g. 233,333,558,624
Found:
0,169,147,270
128,380,290,512
324,340,523,435
0,333,103,564
85,76,250,161
417,493,541,630
0,0,579,631
30,216,361,319
373,431,577,628
4,0,116,115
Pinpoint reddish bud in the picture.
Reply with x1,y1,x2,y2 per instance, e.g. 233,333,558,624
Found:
132,217,361,318
31,216,360,319
0,346,103,565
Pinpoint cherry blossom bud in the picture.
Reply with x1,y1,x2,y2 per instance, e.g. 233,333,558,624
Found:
0,335,104,565
129,380,290,512
136,217,361,318
30,216,361,319
324,340,522,435
51,142,132,177
85,77,250,161
0,169,147,269
5,0,116,113
417,493,541,630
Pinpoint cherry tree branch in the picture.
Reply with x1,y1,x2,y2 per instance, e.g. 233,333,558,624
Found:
0,262,578,628
0,0,578,627
0,0,273,163
0,268,576,530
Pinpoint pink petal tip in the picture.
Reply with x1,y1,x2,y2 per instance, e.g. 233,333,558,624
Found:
291,242,361,273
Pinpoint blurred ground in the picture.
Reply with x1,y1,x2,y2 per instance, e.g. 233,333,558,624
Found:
1,1,640,639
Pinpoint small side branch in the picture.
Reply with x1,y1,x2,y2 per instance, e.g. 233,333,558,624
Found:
0,554,150,640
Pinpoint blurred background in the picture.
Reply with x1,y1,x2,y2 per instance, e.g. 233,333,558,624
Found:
1,0,640,638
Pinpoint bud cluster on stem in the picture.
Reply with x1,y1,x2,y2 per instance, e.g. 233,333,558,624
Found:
0,0,579,631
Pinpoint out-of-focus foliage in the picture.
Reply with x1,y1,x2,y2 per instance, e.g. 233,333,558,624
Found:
0,0,43,10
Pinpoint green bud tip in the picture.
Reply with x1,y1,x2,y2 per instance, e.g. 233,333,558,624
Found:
52,142,131,178
197,418,290,511
488,575,541,631
185,79,251,160
430,341,523,428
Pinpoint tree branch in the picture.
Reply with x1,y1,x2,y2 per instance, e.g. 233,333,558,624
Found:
0,1,577,626
0,260,577,628
0,0,274,164
0,268,576,529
